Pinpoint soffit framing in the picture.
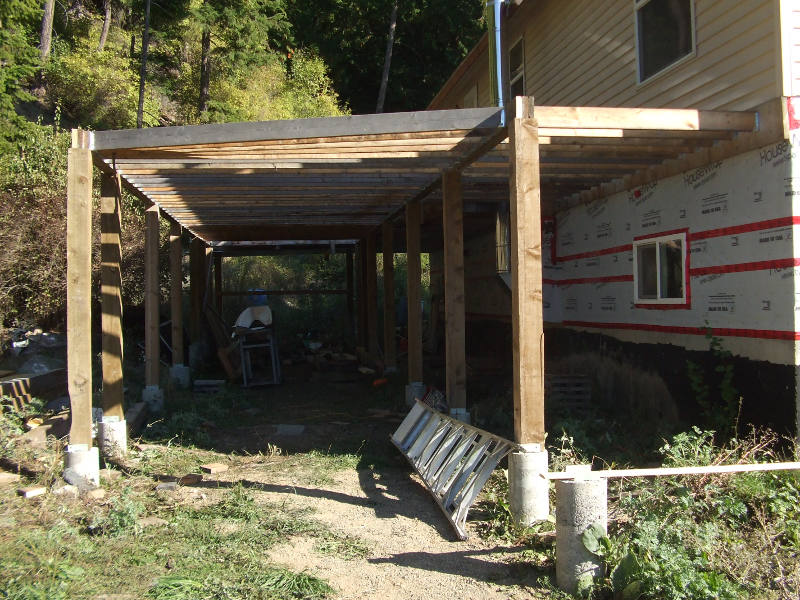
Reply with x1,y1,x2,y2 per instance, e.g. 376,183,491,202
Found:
90,105,764,243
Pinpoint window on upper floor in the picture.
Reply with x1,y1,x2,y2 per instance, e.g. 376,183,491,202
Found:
633,231,687,305
508,37,525,99
635,0,695,83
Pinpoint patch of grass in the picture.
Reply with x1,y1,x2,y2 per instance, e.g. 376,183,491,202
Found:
86,487,144,536
314,532,370,560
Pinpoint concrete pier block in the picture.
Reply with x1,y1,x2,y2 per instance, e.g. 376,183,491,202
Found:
555,475,608,594
97,417,127,458
141,385,163,413
169,364,191,388
64,444,100,487
509,444,550,525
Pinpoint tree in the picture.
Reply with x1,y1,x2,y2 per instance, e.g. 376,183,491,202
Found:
288,0,484,114
39,0,55,60
192,0,292,116
136,0,150,128
0,0,41,148
375,1,397,113
97,0,112,52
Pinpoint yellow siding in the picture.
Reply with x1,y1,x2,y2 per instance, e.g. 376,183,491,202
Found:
434,0,780,111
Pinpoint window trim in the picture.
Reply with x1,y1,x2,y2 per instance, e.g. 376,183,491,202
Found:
634,0,696,85
508,36,525,98
632,229,690,309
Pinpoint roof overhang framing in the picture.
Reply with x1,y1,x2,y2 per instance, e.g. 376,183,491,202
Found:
88,100,783,244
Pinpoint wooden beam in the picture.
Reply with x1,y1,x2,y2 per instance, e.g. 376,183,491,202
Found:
346,250,355,339
100,173,124,420
406,200,423,383
382,223,396,369
510,97,545,446
366,233,379,356
533,106,756,132
169,222,184,365
67,133,93,446
442,170,466,411
92,107,504,150
144,204,160,388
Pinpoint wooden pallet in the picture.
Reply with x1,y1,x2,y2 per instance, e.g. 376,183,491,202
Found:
545,374,592,412
0,369,67,410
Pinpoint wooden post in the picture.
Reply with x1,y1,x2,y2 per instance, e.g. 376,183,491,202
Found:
100,173,125,420
214,253,222,315
357,239,367,348
510,96,545,445
382,222,396,370
67,130,93,446
144,204,160,388
366,233,379,356
346,250,355,339
190,237,205,342
169,222,184,366
442,169,467,412
406,200,423,383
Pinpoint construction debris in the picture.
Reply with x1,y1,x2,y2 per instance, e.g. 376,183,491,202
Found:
178,473,203,486
200,462,228,474
86,488,106,500
0,471,21,485
17,486,47,499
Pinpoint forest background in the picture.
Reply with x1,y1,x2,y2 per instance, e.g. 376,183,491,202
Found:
0,0,485,345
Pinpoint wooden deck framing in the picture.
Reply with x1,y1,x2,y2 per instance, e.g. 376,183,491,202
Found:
69,100,785,451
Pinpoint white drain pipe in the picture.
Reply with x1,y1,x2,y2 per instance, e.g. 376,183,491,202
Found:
486,0,506,126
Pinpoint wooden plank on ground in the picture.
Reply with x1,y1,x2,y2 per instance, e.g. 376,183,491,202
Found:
406,200,423,383
509,98,545,446
100,173,125,419
67,131,93,447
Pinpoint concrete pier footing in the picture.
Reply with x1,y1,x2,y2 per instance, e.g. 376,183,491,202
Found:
555,475,608,594
97,417,127,458
141,385,164,413
508,444,550,525
64,444,100,487
169,364,191,388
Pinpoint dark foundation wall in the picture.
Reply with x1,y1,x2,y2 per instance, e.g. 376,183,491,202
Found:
546,327,796,437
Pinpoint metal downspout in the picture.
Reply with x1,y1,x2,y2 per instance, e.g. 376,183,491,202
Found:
487,0,506,126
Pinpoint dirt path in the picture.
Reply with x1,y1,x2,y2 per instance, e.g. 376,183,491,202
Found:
201,446,547,599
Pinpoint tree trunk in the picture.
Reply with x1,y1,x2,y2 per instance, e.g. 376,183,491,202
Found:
136,0,151,129
98,0,112,52
40,0,55,61
198,28,211,115
375,1,398,114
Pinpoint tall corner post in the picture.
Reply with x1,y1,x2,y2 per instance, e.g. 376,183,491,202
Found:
188,236,208,368
98,171,127,458
405,200,424,405
142,203,164,411
442,169,468,423
169,221,190,388
508,96,549,523
382,222,397,372
346,250,355,340
356,239,367,349
366,232,379,357
66,129,99,483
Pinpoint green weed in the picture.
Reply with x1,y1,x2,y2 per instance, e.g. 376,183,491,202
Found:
314,532,370,560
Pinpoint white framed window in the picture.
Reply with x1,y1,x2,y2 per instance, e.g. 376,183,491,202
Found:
633,230,688,306
508,37,525,99
634,0,695,83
